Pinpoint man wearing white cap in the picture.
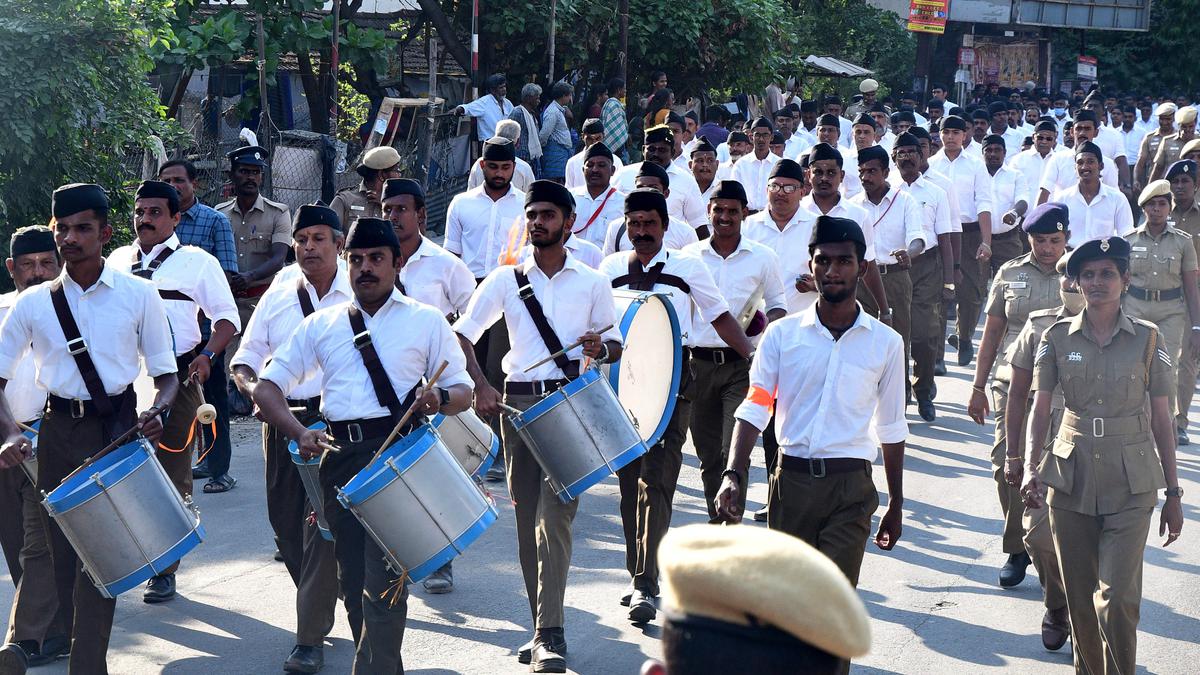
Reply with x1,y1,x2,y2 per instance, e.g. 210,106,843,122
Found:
1150,106,1198,181
845,79,879,119
331,146,402,230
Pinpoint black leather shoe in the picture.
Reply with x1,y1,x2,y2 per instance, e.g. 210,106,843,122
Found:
517,638,535,664
143,573,176,603
191,463,212,479
957,338,974,367
530,630,567,673
1178,426,1190,446
0,643,27,675
933,360,947,376
485,463,505,483
283,645,324,673
1041,606,1070,651
619,581,634,607
25,635,68,666
999,552,1031,588
917,398,936,422
628,589,656,623
946,334,959,349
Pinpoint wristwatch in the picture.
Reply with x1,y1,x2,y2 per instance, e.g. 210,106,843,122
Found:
880,308,894,320
721,469,742,486
1165,486,1184,498
437,387,451,407
597,342,611,364
199,349,216,360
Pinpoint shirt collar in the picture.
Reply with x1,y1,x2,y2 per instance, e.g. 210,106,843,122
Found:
797,302,873,337
521,251,586,278
408,236,435,262
703,235,753,258
302,267,353,300
1068,308,1137,338
140,234,181,263
352,286,410,314
234,195,266,215
62,260,119,293
633,246,671,270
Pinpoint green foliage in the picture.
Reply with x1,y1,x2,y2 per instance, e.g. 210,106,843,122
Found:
0,0,182,237
337,62,371,143
793,0,916,99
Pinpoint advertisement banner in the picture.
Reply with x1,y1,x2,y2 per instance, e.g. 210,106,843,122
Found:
907,0,950,34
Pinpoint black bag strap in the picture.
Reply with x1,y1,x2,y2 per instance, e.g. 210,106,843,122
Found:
610,253,691,294
295,277,316,318
49,279,114,417
132,246,196,303
513,268,579,378
347,306,404,417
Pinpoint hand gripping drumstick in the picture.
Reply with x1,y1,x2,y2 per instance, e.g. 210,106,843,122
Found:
370,360,449,463
521,324,614,373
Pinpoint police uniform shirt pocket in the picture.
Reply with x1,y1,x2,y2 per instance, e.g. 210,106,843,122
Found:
246,231,271,255
1121,440,1167,495
1114,360,1147,405
1040,436,1076,495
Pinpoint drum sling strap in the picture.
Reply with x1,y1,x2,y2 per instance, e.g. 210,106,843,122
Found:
131,246,195,303
49,280,116,418
513,268,579,379
610,253,691,294
295,277,316,317
346,306,417,420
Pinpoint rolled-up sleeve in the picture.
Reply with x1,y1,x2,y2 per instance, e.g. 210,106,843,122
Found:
195,254,242,332
0,300,31,381
139,289,179,377
444,197,465,255
873,332,909,444
734,324,778,431
446,258,478,314
428,314,474,390
452,270,506,344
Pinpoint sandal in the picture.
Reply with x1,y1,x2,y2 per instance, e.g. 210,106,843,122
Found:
203,474,237,493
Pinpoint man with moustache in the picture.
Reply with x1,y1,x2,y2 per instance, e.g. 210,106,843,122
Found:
254,217,474,674
612,125,707,234
454,180,621,672
600,188,754,624
689,137,725,205
0,183,179,674
602,162,699,255
230,204,347,673
1011,120,1060,208
570,142,626,251
1049,142,1135,247
564,119,624,190
1133,102,1176,192
982,134,1029,270
111,180,241,600
683,181,787,520
0,227,69,669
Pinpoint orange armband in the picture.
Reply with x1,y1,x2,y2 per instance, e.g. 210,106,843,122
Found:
745,385,774,407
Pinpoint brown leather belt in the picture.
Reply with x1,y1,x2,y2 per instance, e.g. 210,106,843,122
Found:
1127,285,1182,302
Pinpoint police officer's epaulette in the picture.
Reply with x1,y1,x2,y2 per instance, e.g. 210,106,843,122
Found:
261,196,289,210
997,252,1034,275
1168,225,1193,239
1026,306,1061,321
335,185,358,194
1128,315,1160,333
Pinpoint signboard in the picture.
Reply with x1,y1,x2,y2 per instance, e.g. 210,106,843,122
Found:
958,47,977,66
970,38,1041,88
907,0,949,33
1015,0,1150,31
1077,55,1098,80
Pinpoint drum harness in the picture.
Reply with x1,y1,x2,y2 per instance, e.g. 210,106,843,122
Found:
514,268,580,383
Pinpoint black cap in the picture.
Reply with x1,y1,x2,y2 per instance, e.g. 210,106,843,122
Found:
749,116,773,132
1166,159,1198,181
690,137,718,157
624,188,669,223
941,115,969,131
1066,236,1130,277
134,180,180,213
636,161,670,188
227,145,269,167
709,180,748,205
1022,202,1069,234
581,118,603,135
345,217,400,252
9,225,55,258
926,99,945,110
294,202,342,233
987,101,1007,116
525,179,575,214
482,137,516,162
893,111,916,125
817,113,841,128
382,178,425,208
983,134,1007,149
685,110,700,123
645,125,674,145
808,142,843,167
1035,120,1058,133
858,145,889,167
868,102,887,114
584,141,614,162
971,109,990,121
894,132,920,148
771,131,787,145
728,131,750,145
800,100,819,113
1074,109,1099,125
52,183,108,219
809,215,866,252
769,159,805,182
1075,140,1104,166
852,113,875,128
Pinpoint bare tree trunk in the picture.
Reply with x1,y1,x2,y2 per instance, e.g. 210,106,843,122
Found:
298,51,331,134
415,0,472,74
165,67,193,119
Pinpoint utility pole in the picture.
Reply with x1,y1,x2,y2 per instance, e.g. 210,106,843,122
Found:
330,0,341,138
256,12,272,194
547,0,557,84
421,24,439,191
618,0,628,84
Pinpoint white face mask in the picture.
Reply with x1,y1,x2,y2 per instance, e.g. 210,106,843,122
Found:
1061,286,1086,315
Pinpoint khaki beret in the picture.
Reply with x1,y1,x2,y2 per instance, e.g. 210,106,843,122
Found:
1181,138,1200,158
361,146,402,170
660,524,871,660
1138,179,1173,207
1157,102,1178,118
859,78,879,93
1177,106,1197,125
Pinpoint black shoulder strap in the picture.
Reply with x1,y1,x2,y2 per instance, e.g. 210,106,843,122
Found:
610,252,691,294
132,246,196,303
513,268,579,378
49,280,114,416
347,306,404,417
296,277,316,318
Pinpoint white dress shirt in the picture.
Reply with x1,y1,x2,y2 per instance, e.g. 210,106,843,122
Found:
444,185,526,278
671,153,691,174
1051,183,1136,247
928,148,994,224
467,158,537,193
840,149,863,199
1120,126,1144,165
1094,124,1129,162
743,208,819,313
730,151,781,211
570,185,626,250
838,117,854,149
518,236,603,269
0,292,46,423
457,94,515,141
799,195,876,260
1010,147,1056,207
454,257,620,382
400,237,477,317
733,305,908,460
0,264,176,399
600,247,730,347
611,162,707,230
784,133,813,160
602,214,698,256
1039,147,1119,194
987,165,1030,235
112,235,241,356
230,268,353,400
922,168,963,232
998,127,1025,158
683,236,787,347
564,150,623,190
897,175,955,253
850,185,924,264
261,288,472,422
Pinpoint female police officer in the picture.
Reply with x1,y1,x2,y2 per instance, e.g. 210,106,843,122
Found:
1023,236,1185,675
966,203,1069,588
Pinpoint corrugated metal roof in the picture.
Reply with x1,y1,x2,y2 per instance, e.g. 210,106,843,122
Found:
803,55,874,78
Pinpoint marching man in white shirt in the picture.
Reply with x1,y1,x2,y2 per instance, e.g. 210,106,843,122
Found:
612,125,707,233
112,180,241,603
683,180,787,520
230,203,346,673
600,189,755,625
569,143,625,251
1050,141,1136,247
730,117,781,212
1010,120,1059,208
982,133,1029,271
602,163,699,255
253,217,474,674
454,180,623,673
565,119,624,190
714,218,907,658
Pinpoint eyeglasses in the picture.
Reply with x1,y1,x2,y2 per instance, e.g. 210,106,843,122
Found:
768,183,801,194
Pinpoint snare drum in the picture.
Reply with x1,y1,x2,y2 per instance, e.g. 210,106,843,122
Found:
508,368,648,503
337,424,497,582
43,439,204,598
431,411,499,478
609,290,683,446
287,422,335,542
21,419,39,484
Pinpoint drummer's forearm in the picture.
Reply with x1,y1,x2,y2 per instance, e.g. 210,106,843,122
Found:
150,373,179,414
202,319,237,358
253,379,307,439
0,392,20,438
724,419,763,476
230,364,258,401
456,334,490,390
712,312,755,358
604,340,623,362
441,383,473,416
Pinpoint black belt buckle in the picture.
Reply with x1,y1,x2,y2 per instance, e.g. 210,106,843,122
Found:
347,423,364,443
809,457,826,478
70,399,86,419
713,349,727,366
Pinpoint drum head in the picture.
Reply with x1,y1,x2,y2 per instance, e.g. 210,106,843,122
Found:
609,291,682,446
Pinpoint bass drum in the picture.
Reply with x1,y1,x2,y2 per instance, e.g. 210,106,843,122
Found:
608,290,683,447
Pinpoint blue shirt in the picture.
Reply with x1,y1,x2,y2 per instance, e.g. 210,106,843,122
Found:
177,201,238,273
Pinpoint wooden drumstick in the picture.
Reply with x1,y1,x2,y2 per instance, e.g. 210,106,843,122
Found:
16,422,37,435
317,439,341,454
371,360,449,462
521,324,614,373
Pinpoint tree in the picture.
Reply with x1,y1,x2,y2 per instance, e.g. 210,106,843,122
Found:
0,0,181,238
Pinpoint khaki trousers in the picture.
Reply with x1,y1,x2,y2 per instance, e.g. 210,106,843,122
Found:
1022,406,1067,610
502,392,580,630
768,461,878,587
1050,506,1153,675
0,462,66,644
989,380,1025,554
1176,347,1198,429
264,413,339,647
687,357,750,520
909,250,944,400
860,267,913,396
155,377,204,576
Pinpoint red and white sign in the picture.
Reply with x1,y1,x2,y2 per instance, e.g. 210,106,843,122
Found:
907,0,949,34
958,47,976,66
1077,55,1098,80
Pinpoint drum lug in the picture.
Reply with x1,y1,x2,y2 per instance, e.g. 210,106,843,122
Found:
183,494,201,517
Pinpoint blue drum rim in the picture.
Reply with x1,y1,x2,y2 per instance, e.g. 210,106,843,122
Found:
608,291,682,447
404,505,498,582
556,441,648,502
22,419,38,440
336,424,439,507
512,369,601,429
432,413,500,479
288,421,329,467
45,441,150,514
102,524,206,597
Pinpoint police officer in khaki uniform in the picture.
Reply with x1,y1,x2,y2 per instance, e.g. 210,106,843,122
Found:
1124,180,1200,429
1149,106,1198,181
1024,236,1185,675
967,203,1068,588
330,146,402,231
1003,262,1083,652
1165,160,1200,443
1132,101,1174,193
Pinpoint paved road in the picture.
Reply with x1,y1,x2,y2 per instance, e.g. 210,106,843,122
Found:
2,359,1198,674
